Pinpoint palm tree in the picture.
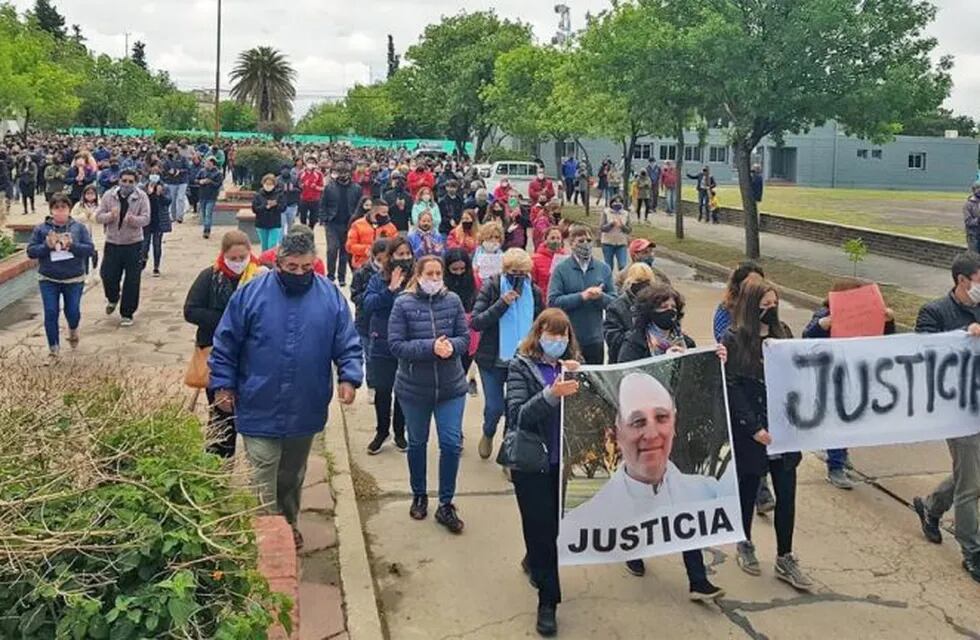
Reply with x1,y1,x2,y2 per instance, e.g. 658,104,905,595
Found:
229,46,296,122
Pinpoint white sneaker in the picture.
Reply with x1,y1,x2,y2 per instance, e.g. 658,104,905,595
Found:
120,317,134,327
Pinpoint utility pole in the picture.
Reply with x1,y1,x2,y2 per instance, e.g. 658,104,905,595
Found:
213,0,222,144
124,31,132,58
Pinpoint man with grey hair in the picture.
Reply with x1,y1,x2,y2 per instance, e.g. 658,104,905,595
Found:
964,181,980,253
210,226,363,549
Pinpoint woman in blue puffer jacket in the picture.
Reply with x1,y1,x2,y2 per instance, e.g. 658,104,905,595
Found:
388,254,470,534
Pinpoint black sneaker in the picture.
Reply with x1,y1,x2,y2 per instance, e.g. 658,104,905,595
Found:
536,603,557,637
394,434,408,452
367,433,387,455
689,580,725,601
756,482,776,515
521,556,538,589
913,497,942,544
410,495,428,520
435,503,464,534
963,554,980,583
468,379,479,397
625,559,645,577
105,302,117,315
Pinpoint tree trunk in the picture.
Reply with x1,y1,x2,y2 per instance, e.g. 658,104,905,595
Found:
21,107,31,144
552,140,562,183
734,142,760,259
473,124,493,161
675,123,685,240
621,135,638,208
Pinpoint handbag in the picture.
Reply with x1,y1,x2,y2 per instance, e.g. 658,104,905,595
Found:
496,427,550,474
183,346,212,389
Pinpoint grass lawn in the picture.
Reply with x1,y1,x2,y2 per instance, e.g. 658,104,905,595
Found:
711,184,966,244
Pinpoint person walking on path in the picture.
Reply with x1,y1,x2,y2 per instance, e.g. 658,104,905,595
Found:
964,181,980,253
298,156,325,229
15,153,38,215
141,174,172,277
661,160,677,215
599,195,632,273
162,145,190,224
912,252,980,582
252,174,286,252
183,230,263,459
95,169,150,327
635,169,653,221
346,200,398,270
27,193,95,361
388,255,470,534
195,157,223,240
209,229,363,549
687,165,717,222
320,161,361,286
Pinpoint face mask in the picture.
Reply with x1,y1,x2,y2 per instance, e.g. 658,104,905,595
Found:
225,258,248,275
337,174,351,184
760,306,779,326
506,273,526,294
118,185,134,198
418,222,432,232
540,337,568,360
419,278,443,296
482,240,500,253
537,173,545,180
462,221,473,230
611,203,623,212
508,198,519,209
573,242,592,261
279,270,314,295
629,281,648,297
375,214,389,225
149,174,160,183
263,183,275,192
391,258,414,274
968,283,980,304
306,164,315,170
547,240,561,251
650,309,678,331
422,195,431,202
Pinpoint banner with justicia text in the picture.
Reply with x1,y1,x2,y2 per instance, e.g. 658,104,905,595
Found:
763,331,980,455
558,349,743,566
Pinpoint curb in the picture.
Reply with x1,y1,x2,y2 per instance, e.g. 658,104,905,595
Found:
324,401,385,640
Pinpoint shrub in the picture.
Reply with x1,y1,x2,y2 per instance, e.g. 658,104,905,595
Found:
0,233,17,259
235,146,291,190
0,357,291,639
483,146,532,163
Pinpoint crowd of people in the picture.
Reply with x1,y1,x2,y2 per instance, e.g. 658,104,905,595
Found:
15,132,980,638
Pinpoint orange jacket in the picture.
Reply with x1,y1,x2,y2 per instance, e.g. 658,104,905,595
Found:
446,227,478,255
345,217,398,269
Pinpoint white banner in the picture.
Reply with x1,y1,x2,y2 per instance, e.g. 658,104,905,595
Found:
764,331,980,455
558,349,743,566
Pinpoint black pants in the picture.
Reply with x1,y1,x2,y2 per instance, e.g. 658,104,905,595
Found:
563,178,575,200
738,457,797,556
580,342,604,366
141,231,163,271
636,198,651,218
101,242,144,318
21,184,35,212
187,185,200,212
651,188,659,211
325,222,349,283
298,200,319,228
371,358,405,439
205,387,237,458
513,468,561,606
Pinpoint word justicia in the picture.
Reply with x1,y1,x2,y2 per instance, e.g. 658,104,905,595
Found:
783,348,980,429
566,507,735,554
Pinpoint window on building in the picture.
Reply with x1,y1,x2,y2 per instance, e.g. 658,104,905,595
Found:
857,149,869,159
633,143,654,160
684,146,703,163
659,144,677,161
560,141,577,158
708,145,729,164
908,152,927,170
871,149,883,160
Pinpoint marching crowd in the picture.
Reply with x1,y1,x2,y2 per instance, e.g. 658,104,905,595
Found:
13,133,980,638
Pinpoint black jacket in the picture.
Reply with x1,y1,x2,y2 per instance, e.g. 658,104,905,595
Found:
437,195,465,234
471,275,545,369
505,354,560,441
915,291,980,334
351,261,380,336
252,187,285,229
616,327,696,364
603,292,635,363
320,180,361,226
183,266,242,347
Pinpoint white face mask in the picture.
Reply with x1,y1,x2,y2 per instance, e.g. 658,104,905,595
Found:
420,279,443,296
482,240,500,253
225,258,248,275
969,283,980,304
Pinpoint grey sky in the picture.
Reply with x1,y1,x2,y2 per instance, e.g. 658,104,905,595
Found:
15,0,980,122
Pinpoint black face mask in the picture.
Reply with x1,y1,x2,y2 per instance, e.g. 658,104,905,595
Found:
760,306,779,326
462,221,473,230
375,214,389,225
278,270,314,295
506,273,526,295
336,174,351,184
391,258,414,275
629,281,648,297
650,309,678,331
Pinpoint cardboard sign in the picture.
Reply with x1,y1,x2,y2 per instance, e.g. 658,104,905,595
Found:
829,284,886,338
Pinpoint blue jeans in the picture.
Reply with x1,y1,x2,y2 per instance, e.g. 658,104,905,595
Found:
39,280,84,348
166,183,188,222
282,204,298,235
697,190,709,219
478,365,507,439
602,244,628,272
827,448,849,472
257,227,282,252
665,188,676,213
200,199,216,233
401,394,465,504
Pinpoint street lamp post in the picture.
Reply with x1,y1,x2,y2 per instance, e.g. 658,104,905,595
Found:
213,0,222,145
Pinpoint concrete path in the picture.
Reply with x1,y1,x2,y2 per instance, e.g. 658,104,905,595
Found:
342,257,980,640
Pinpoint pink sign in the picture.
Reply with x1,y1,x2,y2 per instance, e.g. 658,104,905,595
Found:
829,284,886,338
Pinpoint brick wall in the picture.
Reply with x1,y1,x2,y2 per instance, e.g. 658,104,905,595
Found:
677,200,964,269
0,251,39,313
255,515,300,640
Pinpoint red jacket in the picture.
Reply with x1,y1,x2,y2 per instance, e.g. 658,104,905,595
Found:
298,169,325,202
528,178,555,204
345,217,399,269
446,227,478,255
407,169,435,199
660,167,677,189
354,169,373,198
532,243,568,295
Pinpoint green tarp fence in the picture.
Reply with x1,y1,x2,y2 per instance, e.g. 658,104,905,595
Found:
64,128,472,153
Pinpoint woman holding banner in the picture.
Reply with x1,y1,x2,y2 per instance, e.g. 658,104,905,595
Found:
724,279,814,591
613,282,727,599
505,308,582,638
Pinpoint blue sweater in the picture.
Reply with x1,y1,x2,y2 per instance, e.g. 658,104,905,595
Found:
547,256,615,348
27,217,95,281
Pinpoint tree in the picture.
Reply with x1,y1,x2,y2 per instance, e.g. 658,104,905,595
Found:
295,101,349,139
131,40,147,70
69,23,83,46
345,83,394,138
30,0,65,40
386,35,399,79
385,68,442,139
75,56,173,131
401,11,532,156
900,108,976,138
155,92,201,130
229,46,296,123
678,0,952,258
217,100,258,132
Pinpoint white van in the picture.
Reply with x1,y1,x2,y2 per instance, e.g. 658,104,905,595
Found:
485,161,542,197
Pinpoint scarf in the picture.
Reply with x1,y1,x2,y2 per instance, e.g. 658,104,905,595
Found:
215,253,262,286
646,324,681,355
498,275,534,363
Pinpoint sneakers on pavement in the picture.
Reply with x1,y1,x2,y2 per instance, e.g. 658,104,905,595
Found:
536,604,557,637
410,495,428,520
367,433,387,455
152,269,161,278
468,379,479,397
963,554,980,583
625,559,646,577
913,496,943,544
775,553,814,591
737,541,761,576
827,468,855,490
478,435,493,460
394,434,408,452
105,302,117,315
292,527,304,551
119,317,134,327
67,329,80,349
756,482,776,515
435,503,464,534
689,580,726,601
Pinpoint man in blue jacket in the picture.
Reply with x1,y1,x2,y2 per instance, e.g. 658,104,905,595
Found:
209,229,363,549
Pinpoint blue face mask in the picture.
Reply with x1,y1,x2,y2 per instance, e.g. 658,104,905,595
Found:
540,337,568,360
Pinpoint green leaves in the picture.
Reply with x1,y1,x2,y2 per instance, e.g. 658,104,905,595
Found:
229,46,296,123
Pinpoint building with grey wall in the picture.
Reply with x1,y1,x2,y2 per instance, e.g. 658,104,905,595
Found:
536,123,979,191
